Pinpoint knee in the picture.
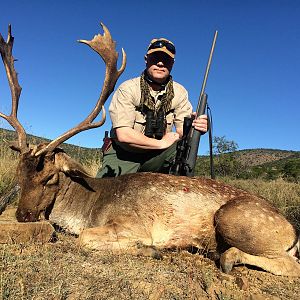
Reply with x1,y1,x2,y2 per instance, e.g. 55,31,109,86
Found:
220,247,242,273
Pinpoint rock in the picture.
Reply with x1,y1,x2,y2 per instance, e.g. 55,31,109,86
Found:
0,207,55,244
0,221,55,244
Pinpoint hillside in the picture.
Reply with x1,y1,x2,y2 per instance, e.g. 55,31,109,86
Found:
233,148,300,166
0,128,102,164
1,127,299,175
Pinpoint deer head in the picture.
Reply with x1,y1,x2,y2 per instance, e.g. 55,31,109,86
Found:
0,23,126,221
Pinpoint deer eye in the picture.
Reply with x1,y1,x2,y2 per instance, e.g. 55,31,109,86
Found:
36,157,45,172
44,173,59,186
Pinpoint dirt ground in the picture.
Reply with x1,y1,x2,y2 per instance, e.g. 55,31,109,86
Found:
0,207,300,300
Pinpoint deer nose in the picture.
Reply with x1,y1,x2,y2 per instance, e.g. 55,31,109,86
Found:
16,209,36,222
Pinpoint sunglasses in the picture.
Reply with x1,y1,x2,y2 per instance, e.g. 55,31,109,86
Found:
148,40,176,55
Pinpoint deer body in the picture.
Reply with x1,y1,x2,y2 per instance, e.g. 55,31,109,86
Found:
1,24,299,277
15,149,300,276
49,172,230,246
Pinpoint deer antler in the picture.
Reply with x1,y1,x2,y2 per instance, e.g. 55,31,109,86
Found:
35,23,126,156
0,25,28,152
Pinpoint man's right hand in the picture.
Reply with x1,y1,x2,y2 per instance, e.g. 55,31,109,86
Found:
160,132,180,149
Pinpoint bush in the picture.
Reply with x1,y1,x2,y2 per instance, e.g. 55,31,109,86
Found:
283,158,300,182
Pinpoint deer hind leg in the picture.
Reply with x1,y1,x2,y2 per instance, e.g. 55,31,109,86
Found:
220,247,300,277
79,226,162,259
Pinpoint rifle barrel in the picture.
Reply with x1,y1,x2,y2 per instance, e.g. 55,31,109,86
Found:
196,30,218,113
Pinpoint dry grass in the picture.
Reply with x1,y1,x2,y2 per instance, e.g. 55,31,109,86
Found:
1,233,300,300
0,143,17,197
82,158,102,177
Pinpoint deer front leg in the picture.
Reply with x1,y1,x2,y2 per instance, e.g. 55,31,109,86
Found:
220,247,300,277
79,226,162,259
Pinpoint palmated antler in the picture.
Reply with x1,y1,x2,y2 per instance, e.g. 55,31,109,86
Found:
35,23,126,156
0,25,28,152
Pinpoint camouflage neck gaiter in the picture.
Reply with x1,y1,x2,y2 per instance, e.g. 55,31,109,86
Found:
139,71,174,114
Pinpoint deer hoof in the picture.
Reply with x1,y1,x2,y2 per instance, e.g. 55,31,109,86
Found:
220,259,234,274
220,247,240,274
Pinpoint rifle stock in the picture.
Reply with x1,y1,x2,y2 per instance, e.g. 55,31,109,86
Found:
185,93,208,176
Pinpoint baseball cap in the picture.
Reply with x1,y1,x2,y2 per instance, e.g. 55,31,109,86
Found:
146,38,176,59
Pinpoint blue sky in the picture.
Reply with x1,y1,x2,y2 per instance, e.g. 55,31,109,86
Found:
0,0,299,154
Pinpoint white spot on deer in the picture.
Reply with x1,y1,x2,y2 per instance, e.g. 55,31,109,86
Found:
244,211,250,218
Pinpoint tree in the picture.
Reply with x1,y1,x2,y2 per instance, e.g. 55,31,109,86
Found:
194,136,243,178
212,136,242,177
213,136,238,155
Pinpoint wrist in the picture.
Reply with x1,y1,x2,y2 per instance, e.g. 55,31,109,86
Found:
157,138,169,150
147,137,165,150
157,140,165,150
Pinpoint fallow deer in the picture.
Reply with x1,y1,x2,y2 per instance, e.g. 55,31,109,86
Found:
1,23,299,277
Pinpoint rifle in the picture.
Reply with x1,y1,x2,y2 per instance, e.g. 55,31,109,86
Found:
169,31,218,177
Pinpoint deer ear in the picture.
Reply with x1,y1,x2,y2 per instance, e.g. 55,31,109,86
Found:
54,152,93,178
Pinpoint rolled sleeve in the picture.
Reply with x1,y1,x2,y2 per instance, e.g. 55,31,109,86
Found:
109,84,137,129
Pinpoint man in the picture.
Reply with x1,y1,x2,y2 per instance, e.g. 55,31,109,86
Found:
97,38,208,178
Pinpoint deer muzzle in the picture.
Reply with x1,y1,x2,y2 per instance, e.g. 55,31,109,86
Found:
16,208,40,222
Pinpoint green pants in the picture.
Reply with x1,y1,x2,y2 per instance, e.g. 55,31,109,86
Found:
96,141,177,178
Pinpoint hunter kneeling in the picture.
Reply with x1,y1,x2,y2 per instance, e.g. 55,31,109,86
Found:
97,38,208,178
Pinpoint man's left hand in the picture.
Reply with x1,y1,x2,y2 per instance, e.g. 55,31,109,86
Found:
192,113,208,133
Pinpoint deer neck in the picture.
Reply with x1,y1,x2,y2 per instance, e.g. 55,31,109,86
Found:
48,173,102,235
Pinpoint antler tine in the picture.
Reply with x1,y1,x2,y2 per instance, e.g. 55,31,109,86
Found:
36,22,126,157
0,25,28,151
